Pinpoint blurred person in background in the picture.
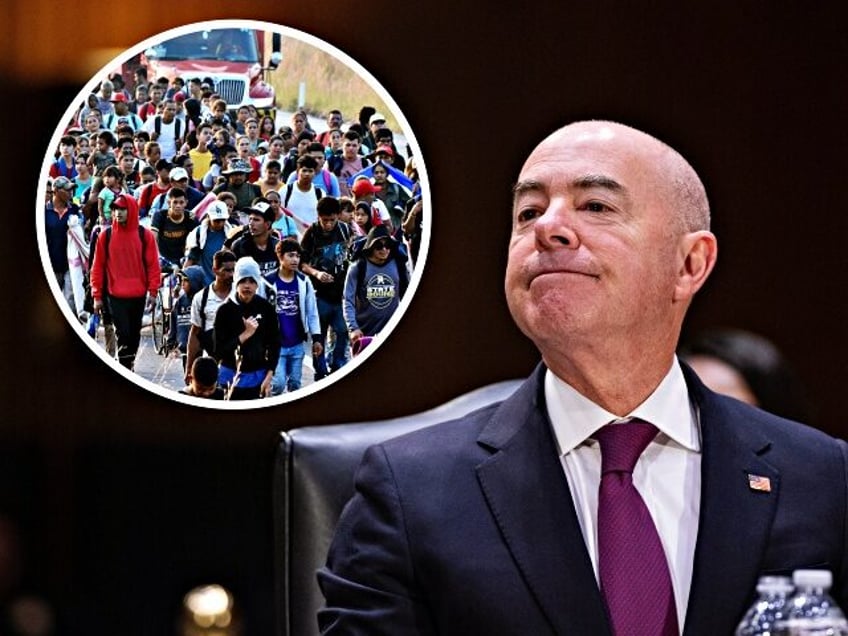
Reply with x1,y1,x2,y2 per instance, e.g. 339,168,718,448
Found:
679,328,813,423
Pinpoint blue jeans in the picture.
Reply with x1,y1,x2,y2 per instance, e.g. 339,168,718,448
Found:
272,343,306,395
315,297,349,379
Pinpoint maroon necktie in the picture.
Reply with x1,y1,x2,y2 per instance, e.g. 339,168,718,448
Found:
596,421,679,636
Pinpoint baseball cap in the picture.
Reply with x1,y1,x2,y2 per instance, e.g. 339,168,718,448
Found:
351,179,382,197
247,201,275,223
52,176,74,191
369,112,386,125
112,193,132,209
206,201,230,221
222,159,252,175
169,167,189,181
110,93,128,103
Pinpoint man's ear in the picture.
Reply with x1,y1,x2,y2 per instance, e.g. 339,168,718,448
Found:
673,230,717,302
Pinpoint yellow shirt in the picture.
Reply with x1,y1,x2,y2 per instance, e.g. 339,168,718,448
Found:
189,147,214,182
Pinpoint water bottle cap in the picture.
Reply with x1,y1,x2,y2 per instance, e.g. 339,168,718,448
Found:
792,569,833,589
756,575,794,594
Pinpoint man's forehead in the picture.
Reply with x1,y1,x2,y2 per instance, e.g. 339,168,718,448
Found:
532,121,669,165
519,126,658,187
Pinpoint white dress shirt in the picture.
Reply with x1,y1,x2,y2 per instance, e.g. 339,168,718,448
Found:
545,357,701,631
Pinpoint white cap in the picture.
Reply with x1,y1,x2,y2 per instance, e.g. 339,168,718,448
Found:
206,200,229,221
756,575,794,595
169,167,189,181
793,569,833,590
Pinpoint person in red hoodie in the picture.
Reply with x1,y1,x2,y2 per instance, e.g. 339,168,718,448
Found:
90,193,161,370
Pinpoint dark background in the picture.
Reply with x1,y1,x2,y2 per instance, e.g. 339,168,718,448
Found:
2,3,846,633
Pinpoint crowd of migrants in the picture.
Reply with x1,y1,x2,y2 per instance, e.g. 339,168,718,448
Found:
44,71,423,400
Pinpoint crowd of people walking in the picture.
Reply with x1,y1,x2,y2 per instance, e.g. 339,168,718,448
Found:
44,68,424,401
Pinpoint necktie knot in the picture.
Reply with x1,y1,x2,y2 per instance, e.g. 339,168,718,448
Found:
595,420,658,475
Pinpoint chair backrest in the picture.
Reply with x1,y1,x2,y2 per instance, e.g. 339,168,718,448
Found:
273,379,524,636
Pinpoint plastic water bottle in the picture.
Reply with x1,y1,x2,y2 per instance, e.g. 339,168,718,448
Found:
777,569,848,635
735,575,794,635
87,312,100,338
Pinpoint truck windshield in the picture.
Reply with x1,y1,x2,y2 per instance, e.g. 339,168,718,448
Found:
152,29,260,63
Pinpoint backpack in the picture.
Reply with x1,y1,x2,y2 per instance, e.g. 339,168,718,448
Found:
351,237,409,299
154,115,183,141
84,224,148,310
54,158,74,178
190,284,215,354
305,221,351,279
283,183,323,208
103,225,149,278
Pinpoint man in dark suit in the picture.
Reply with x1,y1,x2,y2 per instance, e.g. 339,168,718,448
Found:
317,121,848,635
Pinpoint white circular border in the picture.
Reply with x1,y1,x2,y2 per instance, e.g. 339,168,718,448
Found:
36,19,432,411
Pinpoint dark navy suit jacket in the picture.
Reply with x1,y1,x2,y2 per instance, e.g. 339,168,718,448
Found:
319,364,848,635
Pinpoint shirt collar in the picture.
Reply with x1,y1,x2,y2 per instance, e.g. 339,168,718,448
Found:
545,356,700,455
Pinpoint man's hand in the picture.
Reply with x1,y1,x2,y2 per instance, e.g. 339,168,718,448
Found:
145,294,156,314
350,329,364,346
93,298,103,314
260,372,273,397
241,316,259,339
315,270,334,284
312,341,323,357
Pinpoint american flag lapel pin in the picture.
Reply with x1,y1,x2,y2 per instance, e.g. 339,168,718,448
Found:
747,474,772,492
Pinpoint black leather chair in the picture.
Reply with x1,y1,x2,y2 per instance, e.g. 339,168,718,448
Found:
273,379,524,636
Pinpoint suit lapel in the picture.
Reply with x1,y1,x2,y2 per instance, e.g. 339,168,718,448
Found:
682,368,780,636
475,367,611,636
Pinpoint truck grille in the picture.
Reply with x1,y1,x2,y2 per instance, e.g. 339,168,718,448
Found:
215,79,246,106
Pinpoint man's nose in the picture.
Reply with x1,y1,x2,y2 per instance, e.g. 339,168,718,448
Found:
534,200,580,251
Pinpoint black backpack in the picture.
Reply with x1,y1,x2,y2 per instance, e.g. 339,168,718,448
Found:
283,183,323,208
153,115,183,141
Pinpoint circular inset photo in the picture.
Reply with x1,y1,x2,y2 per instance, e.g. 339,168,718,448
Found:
37,19,429,409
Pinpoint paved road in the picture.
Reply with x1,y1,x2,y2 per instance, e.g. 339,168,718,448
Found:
88,316,316,396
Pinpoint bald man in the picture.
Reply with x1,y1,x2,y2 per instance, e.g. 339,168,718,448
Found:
318,121,848,635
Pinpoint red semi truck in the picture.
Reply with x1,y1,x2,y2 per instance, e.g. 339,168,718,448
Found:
124,27,282,117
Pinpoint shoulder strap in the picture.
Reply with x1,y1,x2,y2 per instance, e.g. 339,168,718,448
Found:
199,284,211,331
138,226,148,281
174,118,182,140
314,186,323,200
356,258,367,290
397,251,409,298
284,183,295,208
104,226,113,259
322,170,331,192
154,116,161,136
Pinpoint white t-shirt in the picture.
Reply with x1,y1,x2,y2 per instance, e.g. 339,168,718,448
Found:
284,184,321,227
142,116,183,160
190,283,230,333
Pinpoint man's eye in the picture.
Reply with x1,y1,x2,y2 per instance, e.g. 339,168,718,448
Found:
516,208,541,223
583,201,609,213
